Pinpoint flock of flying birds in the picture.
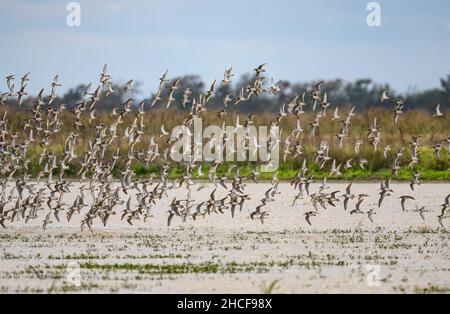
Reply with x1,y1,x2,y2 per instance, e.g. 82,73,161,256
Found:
0,63,448,231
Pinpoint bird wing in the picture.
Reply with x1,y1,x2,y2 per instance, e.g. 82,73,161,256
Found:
210,188,216,200
436,104,441,114
167,212,174,227
400,198,406,211
346,183,352,194
305,215,312,226
343,197,349,210
126,197,131,211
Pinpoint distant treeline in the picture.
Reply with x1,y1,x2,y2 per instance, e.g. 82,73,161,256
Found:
3,73,450,113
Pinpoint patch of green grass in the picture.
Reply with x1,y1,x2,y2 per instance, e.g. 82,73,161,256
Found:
413,285,450,294
14,150,449,180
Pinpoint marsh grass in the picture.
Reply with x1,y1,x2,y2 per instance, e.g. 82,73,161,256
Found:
1,107,449,180
263,279,280,294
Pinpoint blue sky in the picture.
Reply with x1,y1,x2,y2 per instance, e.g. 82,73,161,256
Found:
0,0,449,97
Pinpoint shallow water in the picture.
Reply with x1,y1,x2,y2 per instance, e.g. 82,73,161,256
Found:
0,182,449,293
